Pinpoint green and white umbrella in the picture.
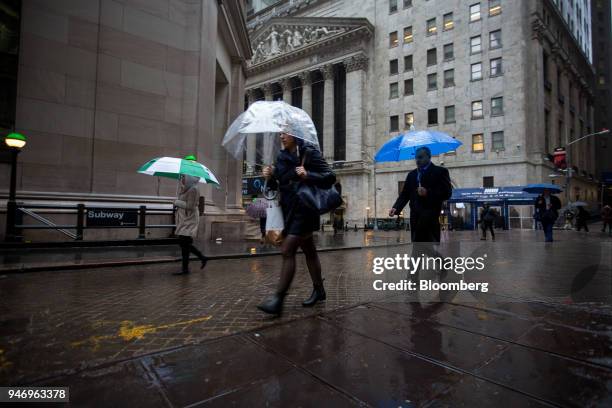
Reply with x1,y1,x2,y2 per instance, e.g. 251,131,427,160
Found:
137,156,220,186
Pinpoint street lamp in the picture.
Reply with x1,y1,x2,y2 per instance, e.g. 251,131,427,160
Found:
5,132,27,241
362,149,378,230
563,129,609,204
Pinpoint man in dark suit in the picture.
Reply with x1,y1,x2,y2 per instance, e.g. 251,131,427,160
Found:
389,147,452,242
534,189,561,242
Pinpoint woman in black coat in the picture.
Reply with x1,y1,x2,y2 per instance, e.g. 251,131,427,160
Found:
257,133,335,315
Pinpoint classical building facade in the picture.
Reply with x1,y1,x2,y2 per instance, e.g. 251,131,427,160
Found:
0,0,251,241
591,0,612,175
244,0,599,228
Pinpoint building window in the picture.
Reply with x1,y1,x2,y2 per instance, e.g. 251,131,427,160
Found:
491,97,504,115
492,131,504,150
445,105,456,123
390,59,399,75
443,43,454,60
389,31,399,47
403,26,413,43
404,55,413,71
471,62,483,80
489,0,501,16
470,35,482,54
427,73,437,90
427,18,437,35
472,133,485,152
490,57,503,76
471,100,484,119
390,115,399,132
443,12,454,30
470,3,481,22
404,78,414,95
427,48,437,66
489,29,502,49
404,112,414,128
444,69,455,87
428,108,438,125
403,0,412,8
389,0,398,13
390,82,399,99
483,176,494,187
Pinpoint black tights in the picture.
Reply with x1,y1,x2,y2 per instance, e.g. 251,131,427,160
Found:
179,236,206,272
276,234,322,295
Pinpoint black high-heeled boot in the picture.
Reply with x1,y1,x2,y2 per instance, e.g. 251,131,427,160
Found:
257,293,286,315
302,282,326,307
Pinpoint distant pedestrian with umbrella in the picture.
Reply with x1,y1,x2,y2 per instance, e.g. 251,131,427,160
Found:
575,205,590,232
529,185,562,242
378,130,457,243
138,154,219,275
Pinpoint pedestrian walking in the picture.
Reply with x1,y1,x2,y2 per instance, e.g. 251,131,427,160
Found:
563,208,575,230
575,206,590,232
173,174,208,275
388,146,452,242
602,205,612,235
534,189,561,242
479,203,496,241
257,133,336,315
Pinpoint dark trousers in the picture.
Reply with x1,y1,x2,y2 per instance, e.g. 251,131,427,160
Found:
259,217,267,237
178,235,206,272
481,221,495,239
542,222,554,242
576,220,589,232
410,213,441,242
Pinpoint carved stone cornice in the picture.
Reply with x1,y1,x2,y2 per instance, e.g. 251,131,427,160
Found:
247,17,373,76
344,54,368,73
321,64,334,80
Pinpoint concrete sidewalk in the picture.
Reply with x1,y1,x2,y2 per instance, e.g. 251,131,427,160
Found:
0,230,412,273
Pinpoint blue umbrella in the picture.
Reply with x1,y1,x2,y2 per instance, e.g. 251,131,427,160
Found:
522,183,563,194
374,130,462,163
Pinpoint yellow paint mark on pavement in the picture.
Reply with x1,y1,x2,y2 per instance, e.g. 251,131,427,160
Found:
118,316,212,341
72,316,213,350
0,349,14,373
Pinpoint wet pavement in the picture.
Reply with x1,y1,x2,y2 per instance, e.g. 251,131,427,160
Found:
0,230,411,273
0,228,611,406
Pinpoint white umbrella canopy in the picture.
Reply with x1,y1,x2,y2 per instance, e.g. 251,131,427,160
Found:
222,101,319,164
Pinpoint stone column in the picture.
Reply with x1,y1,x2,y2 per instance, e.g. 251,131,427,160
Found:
245,88,257,175
281,77,292,105
298,71,312,116
344,55,368,162
262,83,274,164
322,64,335,161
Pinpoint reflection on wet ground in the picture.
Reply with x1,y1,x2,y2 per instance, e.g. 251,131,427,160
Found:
0,229,610,406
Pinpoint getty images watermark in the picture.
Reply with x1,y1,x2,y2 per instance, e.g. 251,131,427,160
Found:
371,253,489,293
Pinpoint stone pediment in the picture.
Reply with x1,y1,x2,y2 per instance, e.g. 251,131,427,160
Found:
248,17,373,73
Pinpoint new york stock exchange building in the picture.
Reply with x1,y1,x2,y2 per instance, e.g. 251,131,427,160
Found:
243,0,602,231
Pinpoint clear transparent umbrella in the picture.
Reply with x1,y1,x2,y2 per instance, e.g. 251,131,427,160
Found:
222,101,319,166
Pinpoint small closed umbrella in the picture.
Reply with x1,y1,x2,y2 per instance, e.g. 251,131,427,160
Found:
246,198,268,218
374,130,462,163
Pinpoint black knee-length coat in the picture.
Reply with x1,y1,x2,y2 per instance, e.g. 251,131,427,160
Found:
267,144,335,236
